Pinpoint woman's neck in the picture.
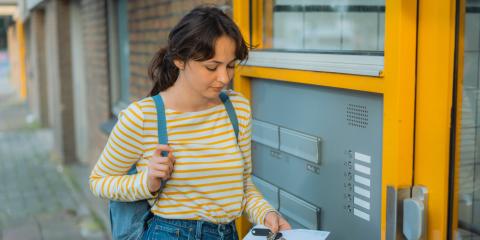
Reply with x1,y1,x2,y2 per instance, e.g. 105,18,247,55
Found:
161,81,220,112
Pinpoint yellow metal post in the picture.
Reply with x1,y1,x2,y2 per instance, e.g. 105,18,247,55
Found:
382,0,418,238
16,19,27,100
233,0,253,237
415,0,458,238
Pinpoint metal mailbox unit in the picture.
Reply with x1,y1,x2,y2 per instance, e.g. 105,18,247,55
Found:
250,79,383,239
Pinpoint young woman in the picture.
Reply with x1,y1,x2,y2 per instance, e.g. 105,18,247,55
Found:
89,6,290,240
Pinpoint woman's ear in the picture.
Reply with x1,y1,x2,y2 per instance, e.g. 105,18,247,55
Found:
173,59,185,70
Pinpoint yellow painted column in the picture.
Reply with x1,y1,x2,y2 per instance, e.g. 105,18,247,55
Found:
382,0,418,238
16,19,27,100
414,0,457,238
233,0,253,238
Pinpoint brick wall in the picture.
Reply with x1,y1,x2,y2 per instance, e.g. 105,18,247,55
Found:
81,0,110,167
127,0,233,100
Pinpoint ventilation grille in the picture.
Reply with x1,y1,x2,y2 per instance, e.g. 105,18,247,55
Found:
346,104,368,128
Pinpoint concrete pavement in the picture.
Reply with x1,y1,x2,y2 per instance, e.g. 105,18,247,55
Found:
0,52,109,239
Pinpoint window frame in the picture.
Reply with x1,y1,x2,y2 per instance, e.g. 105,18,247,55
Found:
245,51,384,76
107,0,130,117
247,0,385,76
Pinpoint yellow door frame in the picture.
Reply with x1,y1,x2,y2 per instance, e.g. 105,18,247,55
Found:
232,0,419,239
415,0,463,239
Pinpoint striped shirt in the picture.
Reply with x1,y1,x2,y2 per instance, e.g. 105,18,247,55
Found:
89,91,275,224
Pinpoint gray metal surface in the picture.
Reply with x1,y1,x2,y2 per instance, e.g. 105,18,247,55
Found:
387,186,414,240
279,190,320,230
250,78,383,240
252,176,280,210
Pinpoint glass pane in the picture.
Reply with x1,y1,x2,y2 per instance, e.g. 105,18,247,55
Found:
118,0,130,103
457,0,480,239
262,0,385,54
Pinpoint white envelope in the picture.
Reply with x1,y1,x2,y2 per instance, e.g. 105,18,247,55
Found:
243,225,330,240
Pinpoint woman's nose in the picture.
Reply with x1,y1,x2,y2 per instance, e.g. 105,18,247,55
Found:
217,67,230,84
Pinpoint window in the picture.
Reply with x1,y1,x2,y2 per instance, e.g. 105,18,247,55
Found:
246,0,385,76
457,1,480,238
107,0,130,116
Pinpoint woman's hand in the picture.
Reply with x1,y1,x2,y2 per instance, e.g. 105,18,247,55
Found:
264,211,291,233
147,144,175,193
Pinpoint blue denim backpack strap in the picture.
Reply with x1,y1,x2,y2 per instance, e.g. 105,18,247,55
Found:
109,94,168,240
219,91,239,141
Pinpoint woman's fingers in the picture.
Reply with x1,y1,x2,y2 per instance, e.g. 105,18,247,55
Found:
264,212,291,233
151,155,173,166
168,150,176,163
148,144,176,182
151,161,173,175
152,145,175,166
147,169,169,179
264,212,280,233
149,160,173,178
153,144,173,157
278,217,292,231
150,161,171,172
151,156,174,170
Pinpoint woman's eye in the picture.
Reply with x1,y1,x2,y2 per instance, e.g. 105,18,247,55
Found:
227,65,235,69
206,66,217,71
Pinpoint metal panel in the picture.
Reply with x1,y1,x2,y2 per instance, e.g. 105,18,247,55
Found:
245,51,384,76
252,119,280,149
279,127,321,164
279,190,320,230
252,176,279,210
251,79,383,239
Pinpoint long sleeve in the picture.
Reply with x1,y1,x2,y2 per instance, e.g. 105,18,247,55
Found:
89,102,154,201
237,99,277,225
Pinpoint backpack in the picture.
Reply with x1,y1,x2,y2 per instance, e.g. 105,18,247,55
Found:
109,92,239,240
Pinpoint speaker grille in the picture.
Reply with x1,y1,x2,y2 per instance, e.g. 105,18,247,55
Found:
346,104,368,128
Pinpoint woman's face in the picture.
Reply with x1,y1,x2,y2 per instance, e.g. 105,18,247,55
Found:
176,35,237,101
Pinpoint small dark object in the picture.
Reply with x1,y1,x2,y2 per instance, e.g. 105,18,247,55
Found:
267,232,284,240
251,228,284,240
252,228,272,236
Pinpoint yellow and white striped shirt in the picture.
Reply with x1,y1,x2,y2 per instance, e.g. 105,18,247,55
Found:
89,91,275,224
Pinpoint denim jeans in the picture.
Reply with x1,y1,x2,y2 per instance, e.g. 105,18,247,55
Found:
142,215,239,240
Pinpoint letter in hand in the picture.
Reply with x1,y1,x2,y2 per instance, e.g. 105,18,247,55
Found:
147,144,176,194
